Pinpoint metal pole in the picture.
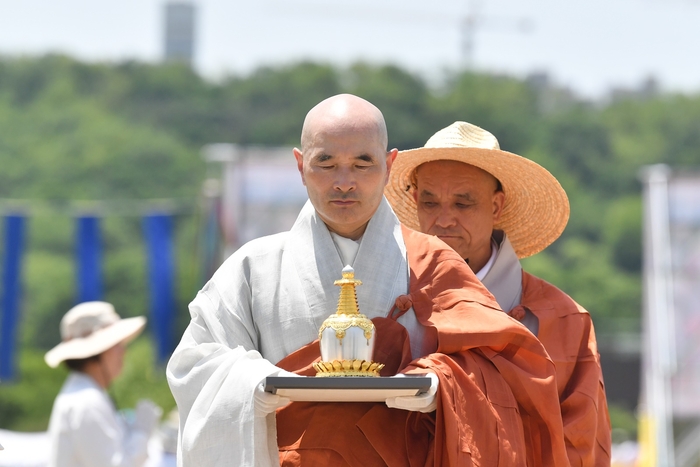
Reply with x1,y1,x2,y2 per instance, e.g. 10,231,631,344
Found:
641,164,676,467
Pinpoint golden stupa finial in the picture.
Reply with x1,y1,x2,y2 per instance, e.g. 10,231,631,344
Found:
334,265,362,315
314,265,384,377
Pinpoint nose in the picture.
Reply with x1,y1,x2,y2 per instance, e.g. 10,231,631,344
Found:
334,167,356,193
434,207,456,229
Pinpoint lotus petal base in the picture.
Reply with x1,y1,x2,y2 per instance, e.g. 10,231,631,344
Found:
313,359,384,377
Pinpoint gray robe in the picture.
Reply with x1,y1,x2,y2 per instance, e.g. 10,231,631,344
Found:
167,198,420,466
481,231,539,335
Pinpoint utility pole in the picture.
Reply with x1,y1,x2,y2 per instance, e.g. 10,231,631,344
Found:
460,0,480,70
460,0,533,70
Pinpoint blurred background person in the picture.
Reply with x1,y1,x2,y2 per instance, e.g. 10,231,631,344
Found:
44,302,162,467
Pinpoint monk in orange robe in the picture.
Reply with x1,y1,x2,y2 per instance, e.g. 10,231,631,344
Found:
385,121,612,466
277,227,570,466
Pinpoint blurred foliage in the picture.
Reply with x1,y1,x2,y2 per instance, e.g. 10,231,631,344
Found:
609,403,639,443
111,338,177,416
2,54,700,431
0,348,66,432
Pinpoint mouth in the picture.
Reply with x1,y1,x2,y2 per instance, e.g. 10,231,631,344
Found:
435,235,462,244
330,200,358,206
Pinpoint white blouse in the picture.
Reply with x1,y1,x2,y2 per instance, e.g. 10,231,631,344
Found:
47,372,150,467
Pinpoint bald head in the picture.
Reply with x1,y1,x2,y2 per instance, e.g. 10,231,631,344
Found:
293,94,397,240
300,94,388,154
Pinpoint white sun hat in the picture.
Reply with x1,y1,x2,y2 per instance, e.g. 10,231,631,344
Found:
385,121,570,258
44,301,146,368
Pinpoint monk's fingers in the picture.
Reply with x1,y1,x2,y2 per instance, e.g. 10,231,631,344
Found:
425,372,439,396
254,385,291,414
394,371,439,396
385,392,437,413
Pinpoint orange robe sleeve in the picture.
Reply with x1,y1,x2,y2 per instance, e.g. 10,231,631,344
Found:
400,227,569,467
515,272,612,466
274,227,569,467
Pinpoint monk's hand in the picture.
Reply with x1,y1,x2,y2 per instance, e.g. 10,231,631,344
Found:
253,370,296,416
385,372,439,413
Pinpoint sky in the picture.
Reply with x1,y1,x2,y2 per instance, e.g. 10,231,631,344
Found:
1,0,699,98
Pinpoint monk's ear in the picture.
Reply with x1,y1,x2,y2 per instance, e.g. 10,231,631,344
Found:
492,190,505,222
385,148,398,182
293,148,306,185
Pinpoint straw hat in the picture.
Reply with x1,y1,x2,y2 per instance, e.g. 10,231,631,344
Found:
45,302,146,368
385,121,569,258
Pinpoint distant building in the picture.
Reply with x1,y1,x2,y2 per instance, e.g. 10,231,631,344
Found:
609,76,659,103
163,2,196,65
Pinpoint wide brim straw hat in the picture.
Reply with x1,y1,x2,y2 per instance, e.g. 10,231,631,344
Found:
45,301,146,368
385,121,569,258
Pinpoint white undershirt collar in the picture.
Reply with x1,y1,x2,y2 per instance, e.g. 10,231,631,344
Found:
330,232,362,267
475,238,498,281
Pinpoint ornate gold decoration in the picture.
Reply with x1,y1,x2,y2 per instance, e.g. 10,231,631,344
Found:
315,266,384,377
313,359,384,377
318,266,374,342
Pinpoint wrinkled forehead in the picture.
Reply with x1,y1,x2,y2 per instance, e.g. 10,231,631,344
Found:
413,160,500,190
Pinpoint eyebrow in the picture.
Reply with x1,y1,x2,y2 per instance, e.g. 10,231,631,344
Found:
310,153,376,163
312,154,333,163
454,192,476,201
418,190,475,201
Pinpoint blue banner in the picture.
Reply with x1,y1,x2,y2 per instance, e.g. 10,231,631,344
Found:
76,216,103,303
1,215,26,380
143,214,176,363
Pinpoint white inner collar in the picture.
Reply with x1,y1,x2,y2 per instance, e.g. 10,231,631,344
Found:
330,232,362,267
475,238,498,281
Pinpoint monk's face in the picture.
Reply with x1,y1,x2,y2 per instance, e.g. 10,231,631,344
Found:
294,96,397,240
413,161,504,272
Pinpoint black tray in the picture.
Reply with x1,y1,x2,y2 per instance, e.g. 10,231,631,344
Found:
265,375,431,402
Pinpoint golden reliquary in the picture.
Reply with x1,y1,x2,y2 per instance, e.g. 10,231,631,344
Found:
313,265,385,377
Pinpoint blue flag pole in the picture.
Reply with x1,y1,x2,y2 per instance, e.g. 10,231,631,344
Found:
143,214,176,363
1,215,26,380
76,216,103,303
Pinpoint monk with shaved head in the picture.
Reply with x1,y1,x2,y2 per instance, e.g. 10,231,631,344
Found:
168,94,569,466
295,94,395,239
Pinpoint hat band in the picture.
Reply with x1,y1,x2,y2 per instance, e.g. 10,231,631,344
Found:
62,320,116,342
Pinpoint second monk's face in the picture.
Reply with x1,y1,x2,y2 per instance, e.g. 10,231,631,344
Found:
413,160,504,271
295,125,395,240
